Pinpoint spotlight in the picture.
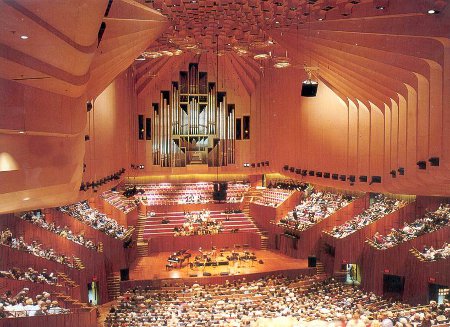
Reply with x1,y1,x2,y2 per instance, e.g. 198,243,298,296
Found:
397,167,405,175
323,172,330,178
308,170,315,176
339,175,346,181
301,170,307,176
390,170,397,178
315,171,322,177
289,167,295,172
86,101,93,112
348,175,356,183
359,175,367,183
417,161,427,170
295,169,301,174
265,161,269,166
332,173,339,180
370,176,382,184
428,157,440,166
84,135,90,141
283,165,289,171
427,9,438,14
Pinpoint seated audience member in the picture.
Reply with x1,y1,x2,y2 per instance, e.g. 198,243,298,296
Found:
328,195,407,238
0,229,81,270
59,201,131,240
0,288,68,319
105,275,446,327
369,204,450,250
279,190,355,231
20,211,100,251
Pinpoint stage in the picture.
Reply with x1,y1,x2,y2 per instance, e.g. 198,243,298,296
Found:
123,249,315,291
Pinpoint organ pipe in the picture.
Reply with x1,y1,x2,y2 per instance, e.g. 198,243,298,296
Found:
151,63,238,167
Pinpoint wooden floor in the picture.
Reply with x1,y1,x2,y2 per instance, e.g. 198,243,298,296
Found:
129,249,310,281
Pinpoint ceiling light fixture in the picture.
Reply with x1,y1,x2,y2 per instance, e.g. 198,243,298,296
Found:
20,35,29,40
273,57,291,68
253,53,270,60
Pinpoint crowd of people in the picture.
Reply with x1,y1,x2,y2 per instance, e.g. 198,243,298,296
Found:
0,267,59,286
20,211,101,252
413,243,450,262
0,288,68,318
0,229,82,270
105,275,449,327
368,204,450,250
278,191,355,232
173,210,223,236
327,195,407,239
138,182,249,206
59,201,131,240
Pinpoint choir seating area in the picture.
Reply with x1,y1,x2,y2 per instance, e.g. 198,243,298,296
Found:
136,182,250,206
142,210,259,238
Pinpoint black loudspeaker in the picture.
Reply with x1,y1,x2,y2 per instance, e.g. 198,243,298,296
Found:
120,268,129,281
308,256,317,268
213,191,227,201
213,182,227,201
301,80,318,97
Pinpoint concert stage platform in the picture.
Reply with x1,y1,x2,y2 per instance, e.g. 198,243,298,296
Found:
123,249,315,291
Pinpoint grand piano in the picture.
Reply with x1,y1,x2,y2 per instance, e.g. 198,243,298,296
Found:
167,249,191,269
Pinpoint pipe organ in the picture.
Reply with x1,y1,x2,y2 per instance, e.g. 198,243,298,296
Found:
152,63,236,167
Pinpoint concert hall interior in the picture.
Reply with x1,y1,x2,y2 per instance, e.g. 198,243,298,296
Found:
0,0,450,326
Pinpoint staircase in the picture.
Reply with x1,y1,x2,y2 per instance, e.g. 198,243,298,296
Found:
315,262,327,279
260,233,269,250
135,210,149,257
57,272,78,288
73,256,85,270
242,187,269,250
53,292,92,311
106,272,121,300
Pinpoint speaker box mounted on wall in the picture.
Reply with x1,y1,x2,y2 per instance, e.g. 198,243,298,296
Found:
301,80,318,97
